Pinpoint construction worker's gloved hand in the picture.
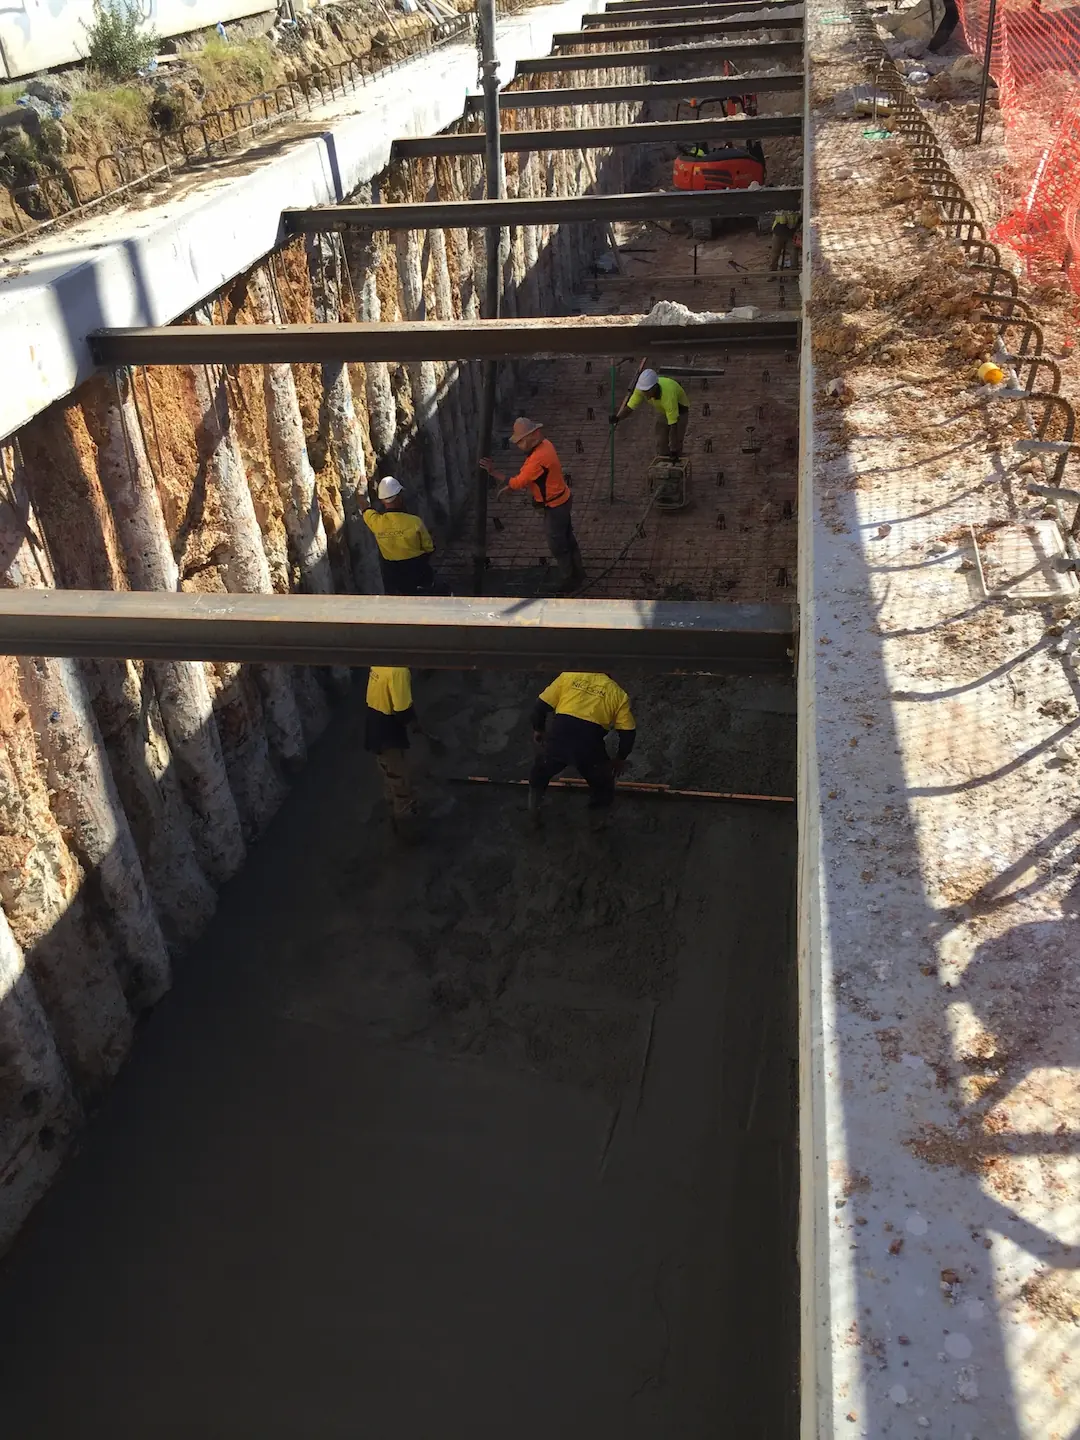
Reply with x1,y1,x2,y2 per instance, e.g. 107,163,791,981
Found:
611,757,627,777
533,729,545,747
608,413,619,426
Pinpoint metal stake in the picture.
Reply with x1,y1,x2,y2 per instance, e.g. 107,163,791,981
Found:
609,363,617,503
474,0,502,596
974,0,998,145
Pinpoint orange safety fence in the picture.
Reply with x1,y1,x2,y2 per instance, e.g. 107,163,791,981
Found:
955,0,1080,286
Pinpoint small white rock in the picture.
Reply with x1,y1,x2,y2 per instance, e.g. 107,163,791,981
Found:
927,540,949,556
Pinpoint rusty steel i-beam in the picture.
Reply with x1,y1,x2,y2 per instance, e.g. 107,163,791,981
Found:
89,315,801,367
584,1,800,21
390,114,802,159
513,39,803,73
467,72,805,110
281,185,802,235
552,16,803,42
0,591,795,674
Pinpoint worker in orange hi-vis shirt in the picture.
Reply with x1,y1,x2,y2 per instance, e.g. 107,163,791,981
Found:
479,417,585,593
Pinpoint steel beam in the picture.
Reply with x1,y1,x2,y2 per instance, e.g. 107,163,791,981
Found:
390,114,801,158
554,17,803,41
281,186,801,235
89,315,801,366
514,40,803,73
0,590,794,673
587,1,798,20
475,72,805,110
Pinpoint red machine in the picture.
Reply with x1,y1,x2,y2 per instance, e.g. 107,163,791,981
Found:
672,146,766,192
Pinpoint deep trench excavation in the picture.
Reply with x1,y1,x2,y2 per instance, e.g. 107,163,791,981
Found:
0,3,804,1433
0,667,798,1437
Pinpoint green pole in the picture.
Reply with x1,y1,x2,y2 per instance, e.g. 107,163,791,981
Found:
609,362,616,504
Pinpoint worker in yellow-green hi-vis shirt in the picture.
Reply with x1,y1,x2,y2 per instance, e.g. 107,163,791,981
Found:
610,369,691,460
528,671,636,830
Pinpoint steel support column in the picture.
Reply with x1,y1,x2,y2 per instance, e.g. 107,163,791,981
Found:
476,0,501,596
0,591,795,674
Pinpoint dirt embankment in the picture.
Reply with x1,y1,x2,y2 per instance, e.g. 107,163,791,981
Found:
0,0,472,238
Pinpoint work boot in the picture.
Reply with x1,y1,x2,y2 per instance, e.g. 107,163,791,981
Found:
588,805,611,833
527,786,544,829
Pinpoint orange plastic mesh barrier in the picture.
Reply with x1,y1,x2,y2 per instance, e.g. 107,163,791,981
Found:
956,0,1080,285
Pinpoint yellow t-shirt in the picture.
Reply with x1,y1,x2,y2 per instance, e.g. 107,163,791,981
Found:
363,510,434,562
366,666,413,716
627,376,689,426
538,673,635,731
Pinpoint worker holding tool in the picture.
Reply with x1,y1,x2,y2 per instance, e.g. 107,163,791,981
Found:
610,369,691,460
479,417,585,593
365,665,422,833
769,209,802,273
359,476,436,595
527,671,636,830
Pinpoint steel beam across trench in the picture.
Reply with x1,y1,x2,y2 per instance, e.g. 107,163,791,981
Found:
514,39,803,72
280,186,802,235
390,115,802,158
0,591,795,674
584,1,799,20
474,72,805,109
90,316,800,365
553,17,803,41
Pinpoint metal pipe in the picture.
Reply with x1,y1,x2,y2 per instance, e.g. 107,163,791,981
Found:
281,185,803,234
974,0,998,145
0,589,795,673
476,72,805,110
90,316,802,366
476,0,501,597
513,39,802,73
609,363,617,504
390,114,802,158
454,775,796,802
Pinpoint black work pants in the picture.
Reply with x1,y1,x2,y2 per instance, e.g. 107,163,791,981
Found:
529,734,615,808
380,553,435,595
543,499,584,587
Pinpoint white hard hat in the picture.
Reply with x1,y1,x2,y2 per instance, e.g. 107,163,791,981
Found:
636,368,659,390
377,476,404,501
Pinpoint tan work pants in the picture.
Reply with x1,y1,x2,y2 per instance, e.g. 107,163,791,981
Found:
376,749,417,818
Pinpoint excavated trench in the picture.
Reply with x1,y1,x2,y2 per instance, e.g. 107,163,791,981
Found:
0,46,801,1439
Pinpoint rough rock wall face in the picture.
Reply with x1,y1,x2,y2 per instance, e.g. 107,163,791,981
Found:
0,99,621,1250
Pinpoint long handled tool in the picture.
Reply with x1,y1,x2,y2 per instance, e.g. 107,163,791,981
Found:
451,775,794,804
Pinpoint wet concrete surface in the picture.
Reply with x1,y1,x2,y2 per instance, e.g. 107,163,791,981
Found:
0,669,798,1438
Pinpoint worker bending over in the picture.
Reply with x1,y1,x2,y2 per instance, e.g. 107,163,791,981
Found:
360,476,435,595
611,369,690,460
480,418,584,593
365,665,421,831
528,671,636,829
769,210,802,273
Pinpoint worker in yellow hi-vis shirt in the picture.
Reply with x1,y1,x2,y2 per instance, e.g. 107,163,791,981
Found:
359,477,435,595
610,369,690,460
528,672,636,829
365,665,420,829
